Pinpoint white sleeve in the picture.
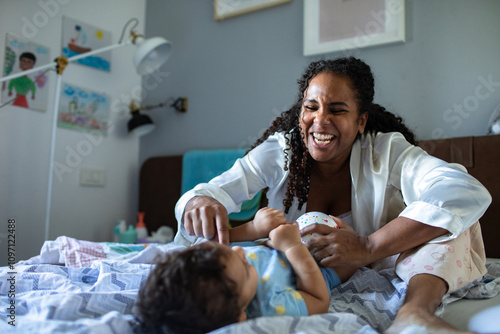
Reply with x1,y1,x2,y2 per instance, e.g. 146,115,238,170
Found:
389,135,492,242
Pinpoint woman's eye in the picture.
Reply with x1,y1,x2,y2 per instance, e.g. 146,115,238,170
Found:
330,109,346,114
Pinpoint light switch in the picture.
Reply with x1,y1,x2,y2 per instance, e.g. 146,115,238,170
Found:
80,167,106,187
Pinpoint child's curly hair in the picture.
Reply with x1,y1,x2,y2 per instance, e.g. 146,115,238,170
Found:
136,242,241,334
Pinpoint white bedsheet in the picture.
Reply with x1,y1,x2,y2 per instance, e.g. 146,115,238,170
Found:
1,237,499,334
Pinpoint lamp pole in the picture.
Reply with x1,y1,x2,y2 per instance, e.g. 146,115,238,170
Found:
44,61,65,241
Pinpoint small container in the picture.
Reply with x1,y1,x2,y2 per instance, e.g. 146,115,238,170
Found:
112,226,120,242
116,220,126,232
135,212,148,240
119,225,137,244
112,220,126,242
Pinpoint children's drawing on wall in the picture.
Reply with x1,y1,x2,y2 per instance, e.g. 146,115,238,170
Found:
62,16,111,72
1,33,50,111
58,83,110,135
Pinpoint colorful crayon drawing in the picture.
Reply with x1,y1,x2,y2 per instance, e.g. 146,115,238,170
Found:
61,16,112,72
1,33,50,111
58,82,110,134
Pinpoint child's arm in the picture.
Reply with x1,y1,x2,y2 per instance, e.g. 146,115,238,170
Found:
229,207,287,242
266,224,330,315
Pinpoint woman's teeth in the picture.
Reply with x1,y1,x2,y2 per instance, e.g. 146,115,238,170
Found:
313,133,334,145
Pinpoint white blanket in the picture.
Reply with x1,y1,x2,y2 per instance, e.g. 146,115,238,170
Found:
1,237,499,334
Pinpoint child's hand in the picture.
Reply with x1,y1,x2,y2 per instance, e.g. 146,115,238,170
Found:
265,223,303,253
251,207,287,239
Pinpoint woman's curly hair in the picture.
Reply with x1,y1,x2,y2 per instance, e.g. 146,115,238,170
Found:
248,57,416,214
136,242,241,334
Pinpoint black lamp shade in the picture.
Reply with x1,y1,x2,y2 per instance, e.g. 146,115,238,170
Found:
128,110,155,136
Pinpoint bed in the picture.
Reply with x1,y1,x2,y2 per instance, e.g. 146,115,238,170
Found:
1,134,500,333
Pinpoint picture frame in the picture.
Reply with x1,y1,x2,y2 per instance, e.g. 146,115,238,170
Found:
214,0,291,20
303,0,405,56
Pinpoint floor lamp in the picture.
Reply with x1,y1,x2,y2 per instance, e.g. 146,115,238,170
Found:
0,18,172,241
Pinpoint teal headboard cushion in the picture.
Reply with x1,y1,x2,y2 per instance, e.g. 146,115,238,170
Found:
181,149,262,221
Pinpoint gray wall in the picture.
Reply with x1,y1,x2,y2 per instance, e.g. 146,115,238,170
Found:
140,0,500,164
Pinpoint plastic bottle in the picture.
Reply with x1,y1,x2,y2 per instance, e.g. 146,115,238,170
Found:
112,226,120,242
119,225,137,244
135,212,148,241
113,220,126,242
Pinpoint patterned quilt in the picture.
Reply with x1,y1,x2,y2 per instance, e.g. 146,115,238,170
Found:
1,236,499,334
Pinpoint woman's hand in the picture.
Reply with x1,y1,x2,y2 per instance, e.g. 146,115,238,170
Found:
182,196,230,245
300,216,373,268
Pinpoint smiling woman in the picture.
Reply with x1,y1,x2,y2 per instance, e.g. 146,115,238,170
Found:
175,57,492,333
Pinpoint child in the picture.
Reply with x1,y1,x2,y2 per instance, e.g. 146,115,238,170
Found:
136,208,349,334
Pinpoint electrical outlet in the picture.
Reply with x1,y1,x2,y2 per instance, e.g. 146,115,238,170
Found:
80,167,106,187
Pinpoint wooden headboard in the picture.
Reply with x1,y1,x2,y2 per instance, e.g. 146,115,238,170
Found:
139,155,182,235
139,134,500,258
